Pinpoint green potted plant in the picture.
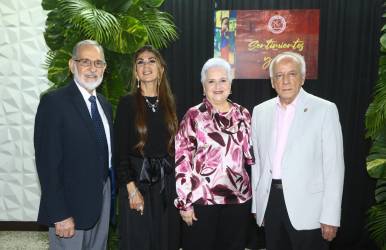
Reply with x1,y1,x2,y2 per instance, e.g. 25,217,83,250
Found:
365,2,386,248
42,0,178,109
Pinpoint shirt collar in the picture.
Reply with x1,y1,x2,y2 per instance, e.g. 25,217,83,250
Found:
275,87,304,109
202,98,236,117
202,98,248,134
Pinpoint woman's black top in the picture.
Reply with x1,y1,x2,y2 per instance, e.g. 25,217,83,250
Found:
114,94,169,187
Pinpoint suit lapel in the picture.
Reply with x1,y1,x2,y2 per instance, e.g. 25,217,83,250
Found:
284,89,309,154
67,81,97,140
265,100,276,167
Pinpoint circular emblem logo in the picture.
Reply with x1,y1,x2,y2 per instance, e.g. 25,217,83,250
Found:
268,15,286,34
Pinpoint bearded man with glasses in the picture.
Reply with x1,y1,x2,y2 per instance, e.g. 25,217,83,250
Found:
34,40,114,250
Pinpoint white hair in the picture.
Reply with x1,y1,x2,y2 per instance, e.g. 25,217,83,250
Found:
72,40,105,61
201,57,233,83
269,51,306,78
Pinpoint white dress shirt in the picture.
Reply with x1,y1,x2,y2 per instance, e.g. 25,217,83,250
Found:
75,80,112,169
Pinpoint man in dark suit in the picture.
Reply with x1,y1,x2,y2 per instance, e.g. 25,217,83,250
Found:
34,40,113,249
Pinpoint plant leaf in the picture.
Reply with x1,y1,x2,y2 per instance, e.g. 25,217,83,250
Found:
106,0,139,13
375,179,386,203
142,0,164,8
367,159,386,178
105,15,148,54
128,8,178,49
367,202,386,248
59,0,121,44
42,0,59,10
44,9,67,51
381,33,386,49
46,49,72,86
366,126,386,179
365,68,386,139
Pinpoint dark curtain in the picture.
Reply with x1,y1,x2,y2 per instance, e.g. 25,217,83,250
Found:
161,0,383,249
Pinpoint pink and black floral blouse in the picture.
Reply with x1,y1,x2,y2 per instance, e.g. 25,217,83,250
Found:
175,98,254,211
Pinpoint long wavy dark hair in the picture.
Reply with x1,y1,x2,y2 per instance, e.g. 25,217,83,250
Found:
130,45,178,156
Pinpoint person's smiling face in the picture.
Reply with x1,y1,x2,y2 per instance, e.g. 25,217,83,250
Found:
271,57,304,106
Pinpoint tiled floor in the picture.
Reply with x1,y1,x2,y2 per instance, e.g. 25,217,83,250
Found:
0,231,264,250
0,231,48,250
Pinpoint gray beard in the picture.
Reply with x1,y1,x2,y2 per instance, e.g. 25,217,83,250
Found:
73,67,103,91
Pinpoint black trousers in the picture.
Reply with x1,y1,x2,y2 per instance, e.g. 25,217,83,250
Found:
182,200,251,250
264,180,329,250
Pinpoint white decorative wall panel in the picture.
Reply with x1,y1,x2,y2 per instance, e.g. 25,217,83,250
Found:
0,0,48,221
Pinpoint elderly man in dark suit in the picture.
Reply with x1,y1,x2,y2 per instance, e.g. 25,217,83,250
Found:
34,40,113,249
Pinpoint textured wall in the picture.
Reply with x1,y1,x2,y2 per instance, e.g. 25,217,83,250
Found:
0,0,48,221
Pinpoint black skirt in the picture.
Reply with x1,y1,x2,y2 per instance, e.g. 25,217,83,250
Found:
118,156,181,250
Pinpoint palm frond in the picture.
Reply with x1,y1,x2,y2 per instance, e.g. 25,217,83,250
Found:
44,50,56,69
103,0,139,13
44,8,70,51
367,127,386,179
366,2,386,249
130,9,178,49
47,49,72,85
142,0,164,8
375,179,386,203
365,55,386,138
367,202,386,248
58,0,121,43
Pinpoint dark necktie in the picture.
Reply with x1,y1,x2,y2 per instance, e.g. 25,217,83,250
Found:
89,95,109,180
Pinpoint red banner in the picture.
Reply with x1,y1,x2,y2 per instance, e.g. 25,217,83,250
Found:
214,10,320,79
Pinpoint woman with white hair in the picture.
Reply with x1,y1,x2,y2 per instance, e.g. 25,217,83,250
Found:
174,57,254,250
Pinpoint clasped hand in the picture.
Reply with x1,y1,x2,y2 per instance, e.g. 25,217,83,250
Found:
180,209,197,226
321,223,338,241
127,182,144,215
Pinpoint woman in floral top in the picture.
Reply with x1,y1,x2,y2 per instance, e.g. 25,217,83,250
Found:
175,57,254,250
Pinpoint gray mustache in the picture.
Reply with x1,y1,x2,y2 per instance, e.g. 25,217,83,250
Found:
85,74,98,78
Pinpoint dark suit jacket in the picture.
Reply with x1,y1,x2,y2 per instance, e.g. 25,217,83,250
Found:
34,80,113,230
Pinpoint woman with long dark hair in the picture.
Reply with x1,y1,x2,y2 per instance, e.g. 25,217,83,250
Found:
114,45,180,250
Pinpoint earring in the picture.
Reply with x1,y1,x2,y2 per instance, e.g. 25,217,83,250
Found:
137,79,140,88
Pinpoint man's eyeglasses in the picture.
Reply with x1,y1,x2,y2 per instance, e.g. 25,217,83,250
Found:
74,58,106,68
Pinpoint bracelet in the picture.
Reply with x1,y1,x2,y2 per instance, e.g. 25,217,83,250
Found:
129,189,137,199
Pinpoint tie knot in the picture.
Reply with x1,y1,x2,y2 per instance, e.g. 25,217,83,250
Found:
89,95,96,103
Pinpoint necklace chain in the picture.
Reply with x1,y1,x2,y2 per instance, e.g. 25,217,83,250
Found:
144,97,159,112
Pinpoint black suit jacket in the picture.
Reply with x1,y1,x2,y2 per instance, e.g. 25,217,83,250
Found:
34,81,113,229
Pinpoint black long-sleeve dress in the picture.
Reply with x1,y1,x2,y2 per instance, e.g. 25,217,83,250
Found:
114,94,180,250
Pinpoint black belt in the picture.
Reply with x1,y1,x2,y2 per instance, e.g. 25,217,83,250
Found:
129,155,174,208
271,179,283,190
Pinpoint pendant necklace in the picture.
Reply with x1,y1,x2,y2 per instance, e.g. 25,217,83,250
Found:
144,96,159,112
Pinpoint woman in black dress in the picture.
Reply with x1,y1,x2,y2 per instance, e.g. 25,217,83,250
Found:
114,45,180,250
